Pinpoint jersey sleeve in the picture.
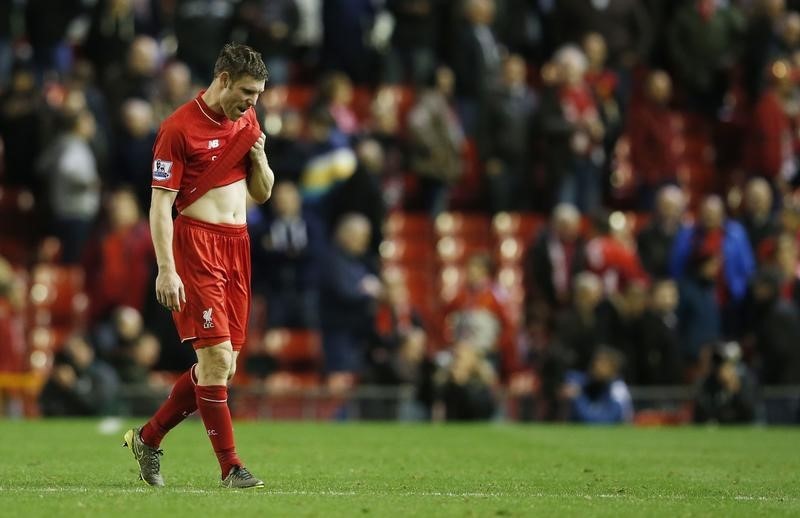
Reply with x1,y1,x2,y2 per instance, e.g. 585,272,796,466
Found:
151,122,185,191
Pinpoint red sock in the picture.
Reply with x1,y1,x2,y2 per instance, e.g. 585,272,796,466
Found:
195,384,242,478
140,365,198,448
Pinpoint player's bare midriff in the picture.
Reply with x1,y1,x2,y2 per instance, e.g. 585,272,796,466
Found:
180,179,248,225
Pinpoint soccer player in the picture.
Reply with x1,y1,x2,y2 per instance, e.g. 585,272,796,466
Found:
123,43,274,489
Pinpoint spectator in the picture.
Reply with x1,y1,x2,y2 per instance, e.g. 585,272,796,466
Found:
628,279,684,385
111,99,157,206
535,61,573,211
562,346,633,424
583,33,623,155
363,86,406,208
584,211,647,296
552,271,614,373
637,185,686,278
36,108,101,264
298,109,357,210
407,65,464,215
666,0,746,114
0,63,44,193
0,256,25,373
384,0,440,85
250,181,325,329
39,335,120,417
444,253,516,380
480,54,538,212
312,72,359,136
742,0,788,101
319,214,381,383
170,0,237,80
113,332,167,415
741,176,780,254
748,267,800,385
238,0,300,85
320,0,377,83
627,71,682,208
264,108,308,184
694,342,757,424
554,0,651,69
523,203,586,330
453,0,502,134
152,61,194,124
84,0,143,84
742,59,797,190
553,45,605,213
671,195,756,343
328,138,387,258
83,188,155,324
104,35,161,123
91,305,145,359
24,0,83,79
435,342,497,421
363,271,432,419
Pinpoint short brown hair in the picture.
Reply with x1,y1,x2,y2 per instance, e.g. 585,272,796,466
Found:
213,42,268,82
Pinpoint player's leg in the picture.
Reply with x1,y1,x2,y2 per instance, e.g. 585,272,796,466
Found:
123,363,199,487
195,340,263,488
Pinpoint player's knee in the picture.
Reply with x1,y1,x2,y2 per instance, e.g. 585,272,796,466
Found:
196,343,233,383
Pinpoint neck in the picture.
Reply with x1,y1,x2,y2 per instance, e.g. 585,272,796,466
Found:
201,78,225,115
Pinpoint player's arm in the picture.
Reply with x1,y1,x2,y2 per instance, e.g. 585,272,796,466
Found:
150,188,186,312
247,132,274,204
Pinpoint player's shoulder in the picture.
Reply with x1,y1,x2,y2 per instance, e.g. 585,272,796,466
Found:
159,98,198,133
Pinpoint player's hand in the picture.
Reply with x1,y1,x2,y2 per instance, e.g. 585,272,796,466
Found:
156,269,186,312
249,132,267,163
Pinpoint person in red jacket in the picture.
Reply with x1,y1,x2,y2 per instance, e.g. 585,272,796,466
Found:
443,253,517,380
83,187,155,324
743,58,795,191
627,70,681,209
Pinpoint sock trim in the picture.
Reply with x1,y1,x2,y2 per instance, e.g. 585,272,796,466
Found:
198,396,228,403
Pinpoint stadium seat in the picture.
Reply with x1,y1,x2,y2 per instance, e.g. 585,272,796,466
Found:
27,265,88,329
434,211,491,240
492,212,546,242
380,237,435,266
384,212,433,239
436,236,491,265
263,329,322,371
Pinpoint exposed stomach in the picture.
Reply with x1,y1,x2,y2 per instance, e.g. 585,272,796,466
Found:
180,179,248,225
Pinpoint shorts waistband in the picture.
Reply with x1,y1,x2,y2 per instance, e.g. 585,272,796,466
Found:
175,214,248,236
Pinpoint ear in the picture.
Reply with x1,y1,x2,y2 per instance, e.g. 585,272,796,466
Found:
219,71,230,89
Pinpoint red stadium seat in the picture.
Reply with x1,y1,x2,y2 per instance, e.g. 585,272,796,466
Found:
492,213,545,242
27,265,88,329
436,236,491,265
380,237,435,266
434,211,491,240
263,329,322,370
384,212,433,239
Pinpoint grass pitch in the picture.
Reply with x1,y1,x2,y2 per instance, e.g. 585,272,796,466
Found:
0,420,797,517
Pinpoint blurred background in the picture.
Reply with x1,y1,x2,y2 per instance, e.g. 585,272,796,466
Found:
0,0,799,425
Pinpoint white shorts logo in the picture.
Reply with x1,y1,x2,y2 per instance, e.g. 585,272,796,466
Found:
152,159,173,181
202,307,214,329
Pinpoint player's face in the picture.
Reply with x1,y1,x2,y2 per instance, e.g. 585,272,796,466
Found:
220,73,265,121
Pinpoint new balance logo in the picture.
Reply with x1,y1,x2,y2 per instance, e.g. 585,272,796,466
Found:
203,307,214,329
208,139,220,149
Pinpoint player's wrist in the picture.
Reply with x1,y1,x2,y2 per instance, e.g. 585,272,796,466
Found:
157,265,177,274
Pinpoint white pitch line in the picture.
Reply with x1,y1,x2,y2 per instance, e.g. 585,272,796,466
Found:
0,487,795,502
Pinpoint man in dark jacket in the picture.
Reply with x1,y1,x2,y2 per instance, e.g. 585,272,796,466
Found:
320,214,382,378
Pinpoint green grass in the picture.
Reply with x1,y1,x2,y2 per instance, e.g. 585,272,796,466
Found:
0,420,797,517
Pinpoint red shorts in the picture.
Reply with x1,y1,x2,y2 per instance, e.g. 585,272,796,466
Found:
172,214,251,351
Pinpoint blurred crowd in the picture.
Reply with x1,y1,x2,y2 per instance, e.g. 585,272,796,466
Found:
1,0,800,424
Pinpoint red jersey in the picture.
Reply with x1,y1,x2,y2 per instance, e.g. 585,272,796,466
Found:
151,91,257,210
